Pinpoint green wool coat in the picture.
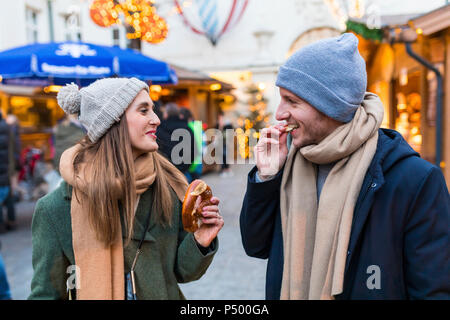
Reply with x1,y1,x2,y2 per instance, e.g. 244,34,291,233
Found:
28,181,218,300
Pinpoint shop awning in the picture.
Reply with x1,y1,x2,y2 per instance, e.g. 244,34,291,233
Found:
0,42,177,87
168,64,233,90
410,4,450,35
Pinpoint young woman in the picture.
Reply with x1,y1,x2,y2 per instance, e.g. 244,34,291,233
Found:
28,78,223,300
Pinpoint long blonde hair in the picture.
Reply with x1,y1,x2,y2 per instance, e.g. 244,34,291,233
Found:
72,114,186,246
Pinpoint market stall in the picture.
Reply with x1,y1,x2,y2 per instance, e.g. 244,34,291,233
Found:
0,41,177,160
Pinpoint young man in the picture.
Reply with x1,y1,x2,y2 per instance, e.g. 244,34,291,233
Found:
240,33,449,300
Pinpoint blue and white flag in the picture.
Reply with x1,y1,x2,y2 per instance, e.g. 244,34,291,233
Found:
176,0,249,46
196,0,220,44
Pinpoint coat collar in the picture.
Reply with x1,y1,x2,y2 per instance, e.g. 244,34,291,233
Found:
61,181,72,201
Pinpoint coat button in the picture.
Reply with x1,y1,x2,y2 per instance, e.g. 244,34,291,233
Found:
371,183,377,188
347,251,351,255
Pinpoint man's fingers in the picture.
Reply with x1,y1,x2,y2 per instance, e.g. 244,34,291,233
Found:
260,127,269,139
274,123,287,132
261,126,281,139
255,138,280,155
278,131,288,148
266,127,281,138
257,138,279,147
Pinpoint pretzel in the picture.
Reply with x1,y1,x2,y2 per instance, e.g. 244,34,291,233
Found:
284,123,299,132
181,180,213,232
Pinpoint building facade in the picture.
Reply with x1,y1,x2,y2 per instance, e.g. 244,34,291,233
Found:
351,4,450,187
139,0,446,120
0,0,448,179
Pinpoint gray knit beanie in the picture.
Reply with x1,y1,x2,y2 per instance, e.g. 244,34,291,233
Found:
57,77,149,142
276,33,367,123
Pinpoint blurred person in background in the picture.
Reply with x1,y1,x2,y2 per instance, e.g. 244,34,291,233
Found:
53,114,86,174
215,111,234,178
0,250,12,300
152,100,164,121
179,107,202,182
0,114,22,231
155,102,170,157
0,111,11,234
157,103,195,181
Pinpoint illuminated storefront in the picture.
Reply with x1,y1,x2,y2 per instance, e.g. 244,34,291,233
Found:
0,86,64,161
348,4,450,186
0,66,233,170
156,64,234,129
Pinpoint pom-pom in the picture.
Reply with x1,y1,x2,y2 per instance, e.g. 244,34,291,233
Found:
57,83,81,114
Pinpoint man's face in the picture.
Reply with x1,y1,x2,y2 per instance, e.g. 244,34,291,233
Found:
275,87,343,148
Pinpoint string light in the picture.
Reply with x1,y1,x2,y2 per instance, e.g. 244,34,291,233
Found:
89,0,168,44
210,83,222,91
43,85,63,93
150,84,162,92
89,0,119,27
349,0,365,19
324,0,348,30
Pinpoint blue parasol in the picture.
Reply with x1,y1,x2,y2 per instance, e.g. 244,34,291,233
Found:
0,42,177,86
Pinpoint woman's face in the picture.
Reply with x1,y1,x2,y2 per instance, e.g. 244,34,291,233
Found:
125,90,160,158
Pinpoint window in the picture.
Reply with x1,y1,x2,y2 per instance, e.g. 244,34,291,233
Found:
64,12,82,41
26,7,39,43
112,27,121,46
126,25,141,51
112,26,129,48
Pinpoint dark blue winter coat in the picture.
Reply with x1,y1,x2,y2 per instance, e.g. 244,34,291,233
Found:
240,129,450,300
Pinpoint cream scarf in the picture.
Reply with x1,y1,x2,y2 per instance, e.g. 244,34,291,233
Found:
280,92,384,300
59,144,187,300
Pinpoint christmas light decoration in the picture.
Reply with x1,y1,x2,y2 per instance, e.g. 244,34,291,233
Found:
235,83,272,159
90,0,120,27
89,0,168,44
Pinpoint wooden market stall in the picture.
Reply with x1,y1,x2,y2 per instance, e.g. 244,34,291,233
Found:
347,5,450,187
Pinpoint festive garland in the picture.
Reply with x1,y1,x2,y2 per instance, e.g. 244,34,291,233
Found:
346,20,383,41
89,0,168,44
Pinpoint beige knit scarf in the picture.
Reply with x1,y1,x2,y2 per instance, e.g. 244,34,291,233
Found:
280,92,384,300
59,145,187,300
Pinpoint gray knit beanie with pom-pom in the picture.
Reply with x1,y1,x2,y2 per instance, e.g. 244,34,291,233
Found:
57,77,149,143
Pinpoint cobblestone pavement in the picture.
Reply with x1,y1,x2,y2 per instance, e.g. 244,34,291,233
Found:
0,201,35,300
179,164,267,300
0,163,267,300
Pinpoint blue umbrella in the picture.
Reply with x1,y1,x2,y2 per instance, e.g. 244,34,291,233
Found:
0,42,177,86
